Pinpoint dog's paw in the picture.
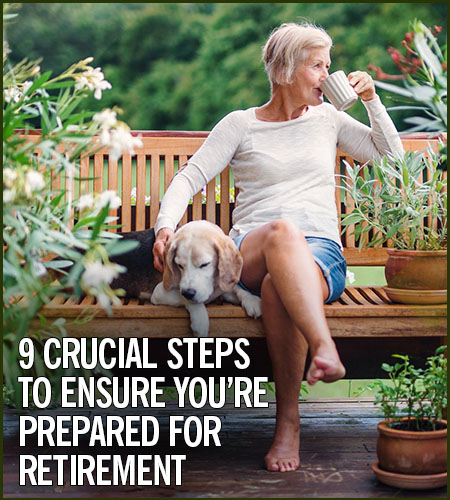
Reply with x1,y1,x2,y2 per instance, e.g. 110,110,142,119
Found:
150,282,165,305
151,283,184,307
241,293,262,318
186,303,210,337
190,313,209,337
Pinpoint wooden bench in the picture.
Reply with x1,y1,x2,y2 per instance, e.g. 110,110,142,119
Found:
30,132,446,378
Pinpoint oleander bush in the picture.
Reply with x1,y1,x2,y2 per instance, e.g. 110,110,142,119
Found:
3,4,141,409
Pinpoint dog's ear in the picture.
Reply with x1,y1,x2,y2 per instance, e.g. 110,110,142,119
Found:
215,235,243,292
162,237,180,290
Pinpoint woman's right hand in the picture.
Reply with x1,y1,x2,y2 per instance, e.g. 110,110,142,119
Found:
153,227,174,272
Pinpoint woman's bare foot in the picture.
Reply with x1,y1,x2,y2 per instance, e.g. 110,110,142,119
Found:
306,354,346,385
264,418,300,472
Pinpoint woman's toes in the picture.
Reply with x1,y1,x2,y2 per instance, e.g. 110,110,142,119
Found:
307,355,345,385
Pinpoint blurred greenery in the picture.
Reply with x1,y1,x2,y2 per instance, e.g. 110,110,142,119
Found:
7,2,447,131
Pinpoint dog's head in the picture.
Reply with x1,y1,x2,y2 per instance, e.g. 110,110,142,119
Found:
162,221,243,303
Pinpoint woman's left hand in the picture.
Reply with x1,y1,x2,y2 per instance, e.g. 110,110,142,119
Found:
348,71,376,102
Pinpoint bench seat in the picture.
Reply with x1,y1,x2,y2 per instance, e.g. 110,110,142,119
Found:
36,286,446,339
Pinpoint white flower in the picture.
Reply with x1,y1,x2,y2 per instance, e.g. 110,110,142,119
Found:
346,270,356,284
99,129,111,146
3,189,15,203
24,170,45,196
406,206,419,217
3,40,11,59
22,81,33,96
96,190,121,209
77,193,95,211
75,66,112,100
55,116,63,132
32,259,47,278
108,125,143,161
98,292,122,309
4,86,21,103
36,88,49,98
93,109,117,130
81,261,120,288
97,292,112,309
3,168,17,188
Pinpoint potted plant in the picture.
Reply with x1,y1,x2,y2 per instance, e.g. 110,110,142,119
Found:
370,346,447,489
342,19,447,304
340,148,447,304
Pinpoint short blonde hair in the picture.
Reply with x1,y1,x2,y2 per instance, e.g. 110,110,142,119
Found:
262,22,332,87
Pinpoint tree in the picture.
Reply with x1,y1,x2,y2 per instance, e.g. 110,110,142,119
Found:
7,2,446,131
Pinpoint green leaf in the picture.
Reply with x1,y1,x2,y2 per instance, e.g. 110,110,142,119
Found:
44,260,74,270
29,70,53,92
91,205,110,240
44,81,76,90
340,213,364,226
374,80,414,98
104,239,140,257
414,32,444,78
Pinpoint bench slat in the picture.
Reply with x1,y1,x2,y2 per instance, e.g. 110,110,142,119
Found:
150,154,160,228
220,167,231,234
39,287,446,319
136,154,146,230
121,154,133,232
179,155,189,226
108,156,119,232
206,178,216,223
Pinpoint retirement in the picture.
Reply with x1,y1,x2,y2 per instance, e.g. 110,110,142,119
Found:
20,454,187,486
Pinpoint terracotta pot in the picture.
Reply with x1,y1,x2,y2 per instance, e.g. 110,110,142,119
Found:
384,249,447,304
377,419,447,475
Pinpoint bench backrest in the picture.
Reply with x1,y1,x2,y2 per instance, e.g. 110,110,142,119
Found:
26,131,441,266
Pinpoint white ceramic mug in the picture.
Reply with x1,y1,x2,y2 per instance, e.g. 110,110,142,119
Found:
319,70,358,111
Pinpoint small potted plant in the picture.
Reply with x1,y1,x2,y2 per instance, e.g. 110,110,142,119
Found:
370,346,447,489
340,148,447,304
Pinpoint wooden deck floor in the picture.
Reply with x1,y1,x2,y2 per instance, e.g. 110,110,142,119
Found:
3,399,447,498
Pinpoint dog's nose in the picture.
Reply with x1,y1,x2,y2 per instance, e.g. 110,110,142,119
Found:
181,288,196,301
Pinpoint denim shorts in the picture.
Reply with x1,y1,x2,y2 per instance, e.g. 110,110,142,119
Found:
232,233,347,304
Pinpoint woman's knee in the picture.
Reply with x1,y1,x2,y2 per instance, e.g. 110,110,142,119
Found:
264,219,305,250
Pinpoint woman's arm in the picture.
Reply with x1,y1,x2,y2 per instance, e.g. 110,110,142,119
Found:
152,111,246,269
336,71,404,163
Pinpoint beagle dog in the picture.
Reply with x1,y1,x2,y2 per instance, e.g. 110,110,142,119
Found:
151,220,261,337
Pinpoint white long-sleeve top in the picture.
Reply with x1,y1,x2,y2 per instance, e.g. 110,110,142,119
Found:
155,97,403,247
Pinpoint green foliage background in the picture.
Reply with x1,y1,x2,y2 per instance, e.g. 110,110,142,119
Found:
7,2,447,131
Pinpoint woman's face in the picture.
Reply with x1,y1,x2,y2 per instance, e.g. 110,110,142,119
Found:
292,47,331,106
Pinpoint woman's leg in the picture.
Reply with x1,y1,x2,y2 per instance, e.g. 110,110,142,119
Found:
237,220,345,471
239,219,345,385
261,273,308,472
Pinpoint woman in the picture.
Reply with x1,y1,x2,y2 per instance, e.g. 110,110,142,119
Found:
153,22,403,472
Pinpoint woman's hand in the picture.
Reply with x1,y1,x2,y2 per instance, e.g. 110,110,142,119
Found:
348,71,376,102
153,227,174,272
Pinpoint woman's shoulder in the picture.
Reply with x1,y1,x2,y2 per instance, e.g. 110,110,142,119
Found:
313,102,338,117
221,107,255,123
213,108,253,134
